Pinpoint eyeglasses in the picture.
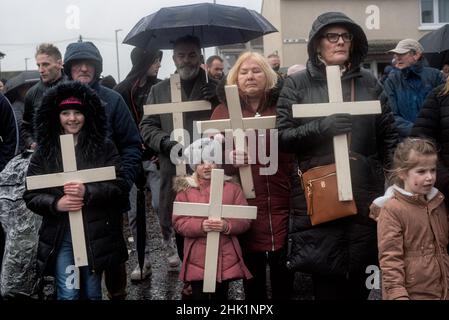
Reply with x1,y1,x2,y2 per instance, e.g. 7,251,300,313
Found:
323,32,353,43
72,61,95,70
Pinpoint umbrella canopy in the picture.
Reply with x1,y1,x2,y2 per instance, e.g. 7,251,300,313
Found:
419,24,449,69
123,2,277,50
4,71,40,94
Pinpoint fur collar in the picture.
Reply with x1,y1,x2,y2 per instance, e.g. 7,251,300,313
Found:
373,185,440,208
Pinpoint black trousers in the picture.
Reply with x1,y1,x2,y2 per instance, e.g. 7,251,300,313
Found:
242,247,293,300
190,280,230,300
312,272,371,300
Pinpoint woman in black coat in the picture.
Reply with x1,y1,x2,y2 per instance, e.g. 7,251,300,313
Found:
412,78,449,206
276,12,398,299
24,81,128,300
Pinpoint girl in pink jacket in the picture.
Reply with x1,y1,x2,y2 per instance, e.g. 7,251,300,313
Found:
370,138,449,300
172,138,252,300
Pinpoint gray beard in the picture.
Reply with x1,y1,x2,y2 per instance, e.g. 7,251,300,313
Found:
178,66,200,80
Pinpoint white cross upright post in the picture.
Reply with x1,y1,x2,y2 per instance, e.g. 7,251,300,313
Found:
143,73,211,176
173,169,257,293
196,85,276,199
26,134,116,267
292,65,381,201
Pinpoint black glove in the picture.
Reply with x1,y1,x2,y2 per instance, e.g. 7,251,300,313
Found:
319,113,352,138
200,81,220,107
160,138,183,157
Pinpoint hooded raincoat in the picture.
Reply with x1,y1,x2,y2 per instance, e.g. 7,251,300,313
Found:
276,12,398,278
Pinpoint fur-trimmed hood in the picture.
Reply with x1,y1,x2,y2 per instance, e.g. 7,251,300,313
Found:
216,75,283,112
173,172,234,193
369,184,440,221
35,81,107,162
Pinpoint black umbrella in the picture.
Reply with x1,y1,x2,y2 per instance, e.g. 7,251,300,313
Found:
4,71,40,95
419,24,449,69
123,2,277,50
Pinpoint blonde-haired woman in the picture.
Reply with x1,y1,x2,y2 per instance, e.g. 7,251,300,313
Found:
413,76,449,203
210,51,294,300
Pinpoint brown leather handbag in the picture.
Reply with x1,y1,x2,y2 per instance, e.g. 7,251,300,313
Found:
299,163,357,226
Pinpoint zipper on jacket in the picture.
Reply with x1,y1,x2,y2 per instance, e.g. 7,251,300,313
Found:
265,169,275,251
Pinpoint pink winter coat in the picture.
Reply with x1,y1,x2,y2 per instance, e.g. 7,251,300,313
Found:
370,185,449,300
172,174,253,283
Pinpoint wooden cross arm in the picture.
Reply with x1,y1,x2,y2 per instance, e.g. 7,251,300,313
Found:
172,202,257,220
143,100,211,116
293,101,381,118
196,116,276,133
222,205,257,219
26,167,116,190
172,202,210,217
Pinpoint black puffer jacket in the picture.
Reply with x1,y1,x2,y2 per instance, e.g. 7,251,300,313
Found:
412,84,449,205
23,81,128,276
276,12,398,276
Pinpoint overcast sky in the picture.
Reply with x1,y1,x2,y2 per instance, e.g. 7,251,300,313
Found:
0,0,262,81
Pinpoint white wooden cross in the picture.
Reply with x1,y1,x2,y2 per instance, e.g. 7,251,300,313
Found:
196,85,276,199
173,169,257,293
143,73,211,176
26,134,116,267
293,65,381,201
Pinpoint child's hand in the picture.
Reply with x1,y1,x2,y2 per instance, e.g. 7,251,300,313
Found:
229,150,251,168
56,195,84,212
202,219,229,233
64,181,86,198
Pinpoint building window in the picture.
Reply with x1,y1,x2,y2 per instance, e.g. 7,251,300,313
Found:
421,0,449,24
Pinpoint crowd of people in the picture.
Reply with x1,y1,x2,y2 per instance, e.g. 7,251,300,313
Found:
0,10,449,301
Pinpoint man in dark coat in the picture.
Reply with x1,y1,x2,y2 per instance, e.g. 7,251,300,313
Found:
21,43,67,150
383,38,444,138
114,47,163,280
276,12,398,299
140,35,218,279
63,41,142,299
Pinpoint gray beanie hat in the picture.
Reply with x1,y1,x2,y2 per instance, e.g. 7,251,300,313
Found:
184,137,222,171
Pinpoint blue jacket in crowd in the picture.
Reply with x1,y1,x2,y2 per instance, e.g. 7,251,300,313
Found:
383,59,445,138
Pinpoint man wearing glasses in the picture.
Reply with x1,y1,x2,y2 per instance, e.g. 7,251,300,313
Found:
383,38,444,139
